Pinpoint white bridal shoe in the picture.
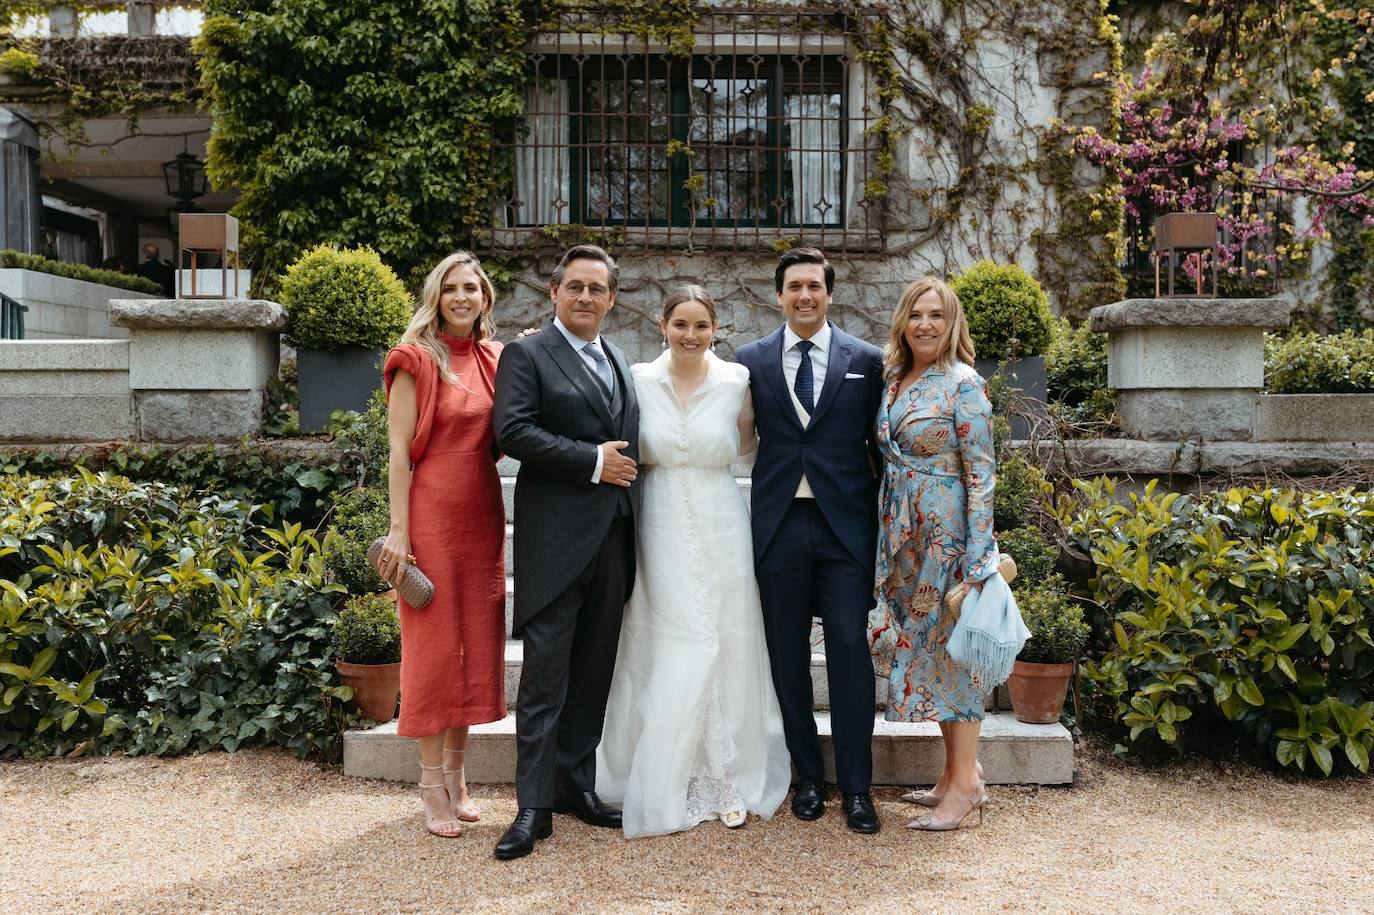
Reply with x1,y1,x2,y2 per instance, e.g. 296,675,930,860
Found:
721,809,747,829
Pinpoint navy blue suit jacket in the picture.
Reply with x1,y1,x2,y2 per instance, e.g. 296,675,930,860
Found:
736,321,885,573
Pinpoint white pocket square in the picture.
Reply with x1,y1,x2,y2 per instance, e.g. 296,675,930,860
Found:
844,373,865,380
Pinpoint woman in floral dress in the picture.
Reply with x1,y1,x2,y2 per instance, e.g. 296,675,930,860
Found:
874,276,999,831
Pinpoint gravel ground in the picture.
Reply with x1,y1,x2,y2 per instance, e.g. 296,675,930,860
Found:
3,741,1372,914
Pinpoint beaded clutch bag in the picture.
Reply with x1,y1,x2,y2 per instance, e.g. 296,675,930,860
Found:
367,537,435,609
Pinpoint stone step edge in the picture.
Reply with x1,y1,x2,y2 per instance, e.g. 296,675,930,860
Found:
342,712,1073,786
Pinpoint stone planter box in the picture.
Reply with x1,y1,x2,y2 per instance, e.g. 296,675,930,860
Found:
0,268,157,340
297,346,387,433
1255,394,1374,443
974,356,1046,439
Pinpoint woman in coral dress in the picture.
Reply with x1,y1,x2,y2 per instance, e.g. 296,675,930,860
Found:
376,251,507,838
874,276,999,832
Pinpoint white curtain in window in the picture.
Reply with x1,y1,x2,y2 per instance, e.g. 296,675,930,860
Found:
786,94,842,226
517,79,570,226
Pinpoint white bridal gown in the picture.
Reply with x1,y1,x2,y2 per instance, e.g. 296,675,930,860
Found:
597,350,791,838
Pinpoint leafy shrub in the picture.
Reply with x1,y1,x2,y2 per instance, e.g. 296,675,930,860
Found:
0,48,38,78
1045,318,1117,427
0,249,162,295
331,594,402,665
1068,479,1374,776
0,469,350,758
280,245,412,351
950,260,1054,362
1264,329,1374,394
994,454,1043,531
998,525,1059,587
1016,577,1089,665
0,442,353,529
332,388,391,488
324,485,391,595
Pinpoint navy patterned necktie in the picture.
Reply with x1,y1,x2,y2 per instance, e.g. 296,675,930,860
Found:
794,339,815,414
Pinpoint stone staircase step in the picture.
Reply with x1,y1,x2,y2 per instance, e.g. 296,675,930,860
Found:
342,712,1072,786
494,640,1008,713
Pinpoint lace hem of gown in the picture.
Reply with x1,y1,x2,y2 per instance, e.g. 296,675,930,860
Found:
682,676,746,823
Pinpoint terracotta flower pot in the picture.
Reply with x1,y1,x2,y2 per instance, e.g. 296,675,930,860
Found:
1007,659,1074,724
336,659,401,722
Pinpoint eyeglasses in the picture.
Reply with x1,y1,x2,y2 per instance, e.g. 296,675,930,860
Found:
561,280,611,300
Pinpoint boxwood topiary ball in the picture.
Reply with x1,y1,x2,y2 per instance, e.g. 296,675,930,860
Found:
280,244,412,351
951,260,1054,363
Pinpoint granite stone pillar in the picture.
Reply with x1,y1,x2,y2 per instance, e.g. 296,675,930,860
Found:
1088,297,1290,442
109,298,285,441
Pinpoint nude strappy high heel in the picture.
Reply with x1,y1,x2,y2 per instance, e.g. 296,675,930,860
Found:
443,747,481,822
419,764,464,838
905,783,988,831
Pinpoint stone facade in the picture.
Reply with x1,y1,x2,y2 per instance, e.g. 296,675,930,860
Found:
495,0,1121,359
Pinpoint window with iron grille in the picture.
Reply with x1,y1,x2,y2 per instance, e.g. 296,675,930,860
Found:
495,7,885,253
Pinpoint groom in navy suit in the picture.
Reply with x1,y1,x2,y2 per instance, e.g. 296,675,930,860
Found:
736,247,885,834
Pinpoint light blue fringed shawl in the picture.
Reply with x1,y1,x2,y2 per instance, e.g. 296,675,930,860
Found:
947,569,1030,688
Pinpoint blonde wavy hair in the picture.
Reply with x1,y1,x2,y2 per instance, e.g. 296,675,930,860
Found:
883,276,976,377
400,251,497,383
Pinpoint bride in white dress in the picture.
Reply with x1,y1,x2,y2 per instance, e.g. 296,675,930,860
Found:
597,285,791,837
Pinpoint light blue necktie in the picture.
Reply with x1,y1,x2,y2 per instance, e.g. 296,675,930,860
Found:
584,340,614,399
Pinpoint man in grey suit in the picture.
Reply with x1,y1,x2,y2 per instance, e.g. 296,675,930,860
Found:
491,244,642,860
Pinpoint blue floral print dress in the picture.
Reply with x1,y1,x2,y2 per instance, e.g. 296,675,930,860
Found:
873,360,998,722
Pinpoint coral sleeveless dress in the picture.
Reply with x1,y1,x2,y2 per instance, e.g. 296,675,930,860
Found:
383,334,507,737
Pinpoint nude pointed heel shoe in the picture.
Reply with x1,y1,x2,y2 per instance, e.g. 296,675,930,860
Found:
899,789,941,807
905,783,988,832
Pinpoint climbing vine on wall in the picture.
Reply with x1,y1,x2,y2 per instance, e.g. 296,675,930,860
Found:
0,4,200,149
196,0,529,291
873,0,1124,317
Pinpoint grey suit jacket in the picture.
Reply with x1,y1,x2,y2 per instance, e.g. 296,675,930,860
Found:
492,321,642,633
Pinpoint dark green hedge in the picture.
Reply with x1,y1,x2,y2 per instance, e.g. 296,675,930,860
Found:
0,249,163,296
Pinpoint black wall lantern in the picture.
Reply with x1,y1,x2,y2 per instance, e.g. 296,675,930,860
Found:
161,151,208,212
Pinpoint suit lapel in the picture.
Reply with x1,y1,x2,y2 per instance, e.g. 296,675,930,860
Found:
759,325,805,433
808,322,853,427
539,324,616,432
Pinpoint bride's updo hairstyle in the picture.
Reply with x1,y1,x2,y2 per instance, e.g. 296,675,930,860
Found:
661,284,719,323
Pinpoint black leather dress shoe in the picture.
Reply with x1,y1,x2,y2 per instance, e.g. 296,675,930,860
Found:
790,778,825,821
842,791,881,834
553,788,623,828
494,808,552,860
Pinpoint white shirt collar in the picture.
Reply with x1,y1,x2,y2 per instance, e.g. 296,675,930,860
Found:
783,321,831,353
552,315,600,351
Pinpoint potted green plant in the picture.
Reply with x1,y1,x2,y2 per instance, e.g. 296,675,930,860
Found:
951,260,1054,437
280,244,412,432
331,593,403,722
1007,578,1088,724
